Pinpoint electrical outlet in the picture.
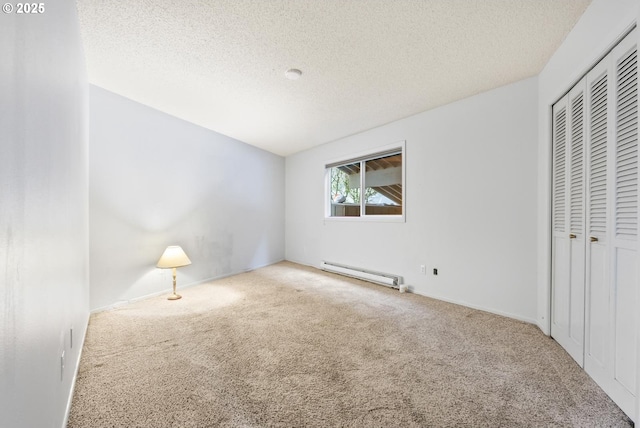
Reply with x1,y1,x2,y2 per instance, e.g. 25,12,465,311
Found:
420,265,426,275
433,268,438,275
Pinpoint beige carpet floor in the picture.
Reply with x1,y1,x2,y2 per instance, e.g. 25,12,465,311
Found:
68,261,633,427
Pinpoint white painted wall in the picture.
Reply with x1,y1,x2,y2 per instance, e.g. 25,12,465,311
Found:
0,2,90,427
286,77,538,322
89,86,285,310
536,0,639,335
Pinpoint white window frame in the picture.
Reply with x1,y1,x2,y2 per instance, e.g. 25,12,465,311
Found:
324,141,406,223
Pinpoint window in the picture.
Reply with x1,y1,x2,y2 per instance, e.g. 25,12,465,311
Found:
326,142,405,220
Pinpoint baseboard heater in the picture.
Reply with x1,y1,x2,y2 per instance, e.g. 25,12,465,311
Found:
320,261,403,289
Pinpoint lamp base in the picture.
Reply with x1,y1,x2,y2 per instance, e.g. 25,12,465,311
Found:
167,293,182,300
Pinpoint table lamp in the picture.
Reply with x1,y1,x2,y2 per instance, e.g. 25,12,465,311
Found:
157,245,191,300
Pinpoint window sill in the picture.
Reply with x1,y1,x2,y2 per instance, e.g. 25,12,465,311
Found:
324,215,405,223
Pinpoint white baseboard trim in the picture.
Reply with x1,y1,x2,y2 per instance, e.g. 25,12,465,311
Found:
407,288,537,325
283,258,318,269
91,259,286,314
297,261,537,326
536,319,551,336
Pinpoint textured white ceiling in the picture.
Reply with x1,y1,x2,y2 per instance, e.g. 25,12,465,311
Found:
76,0,592,156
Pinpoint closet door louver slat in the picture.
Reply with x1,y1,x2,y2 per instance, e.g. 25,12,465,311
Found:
571,93,585,235
590,74,608,237
554,108,567,233
615,49,638,240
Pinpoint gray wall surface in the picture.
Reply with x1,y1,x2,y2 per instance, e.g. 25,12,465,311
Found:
89,86,285,310
0,2,90,426
286,77,538,322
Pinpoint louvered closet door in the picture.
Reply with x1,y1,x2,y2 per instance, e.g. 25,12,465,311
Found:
551,97,569,356
553,28,638,421
606,31,638,417
584,55,610,387
551,81,587,367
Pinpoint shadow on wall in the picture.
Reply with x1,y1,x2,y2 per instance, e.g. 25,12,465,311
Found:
89,194,283,310
89,198,237,310
88,86,285,311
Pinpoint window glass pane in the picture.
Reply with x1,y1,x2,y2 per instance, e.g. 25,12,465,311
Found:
364,153,402,215
326,145,404,219
330,161,360,217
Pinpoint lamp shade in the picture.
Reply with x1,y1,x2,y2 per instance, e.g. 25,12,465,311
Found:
157,246,192,269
